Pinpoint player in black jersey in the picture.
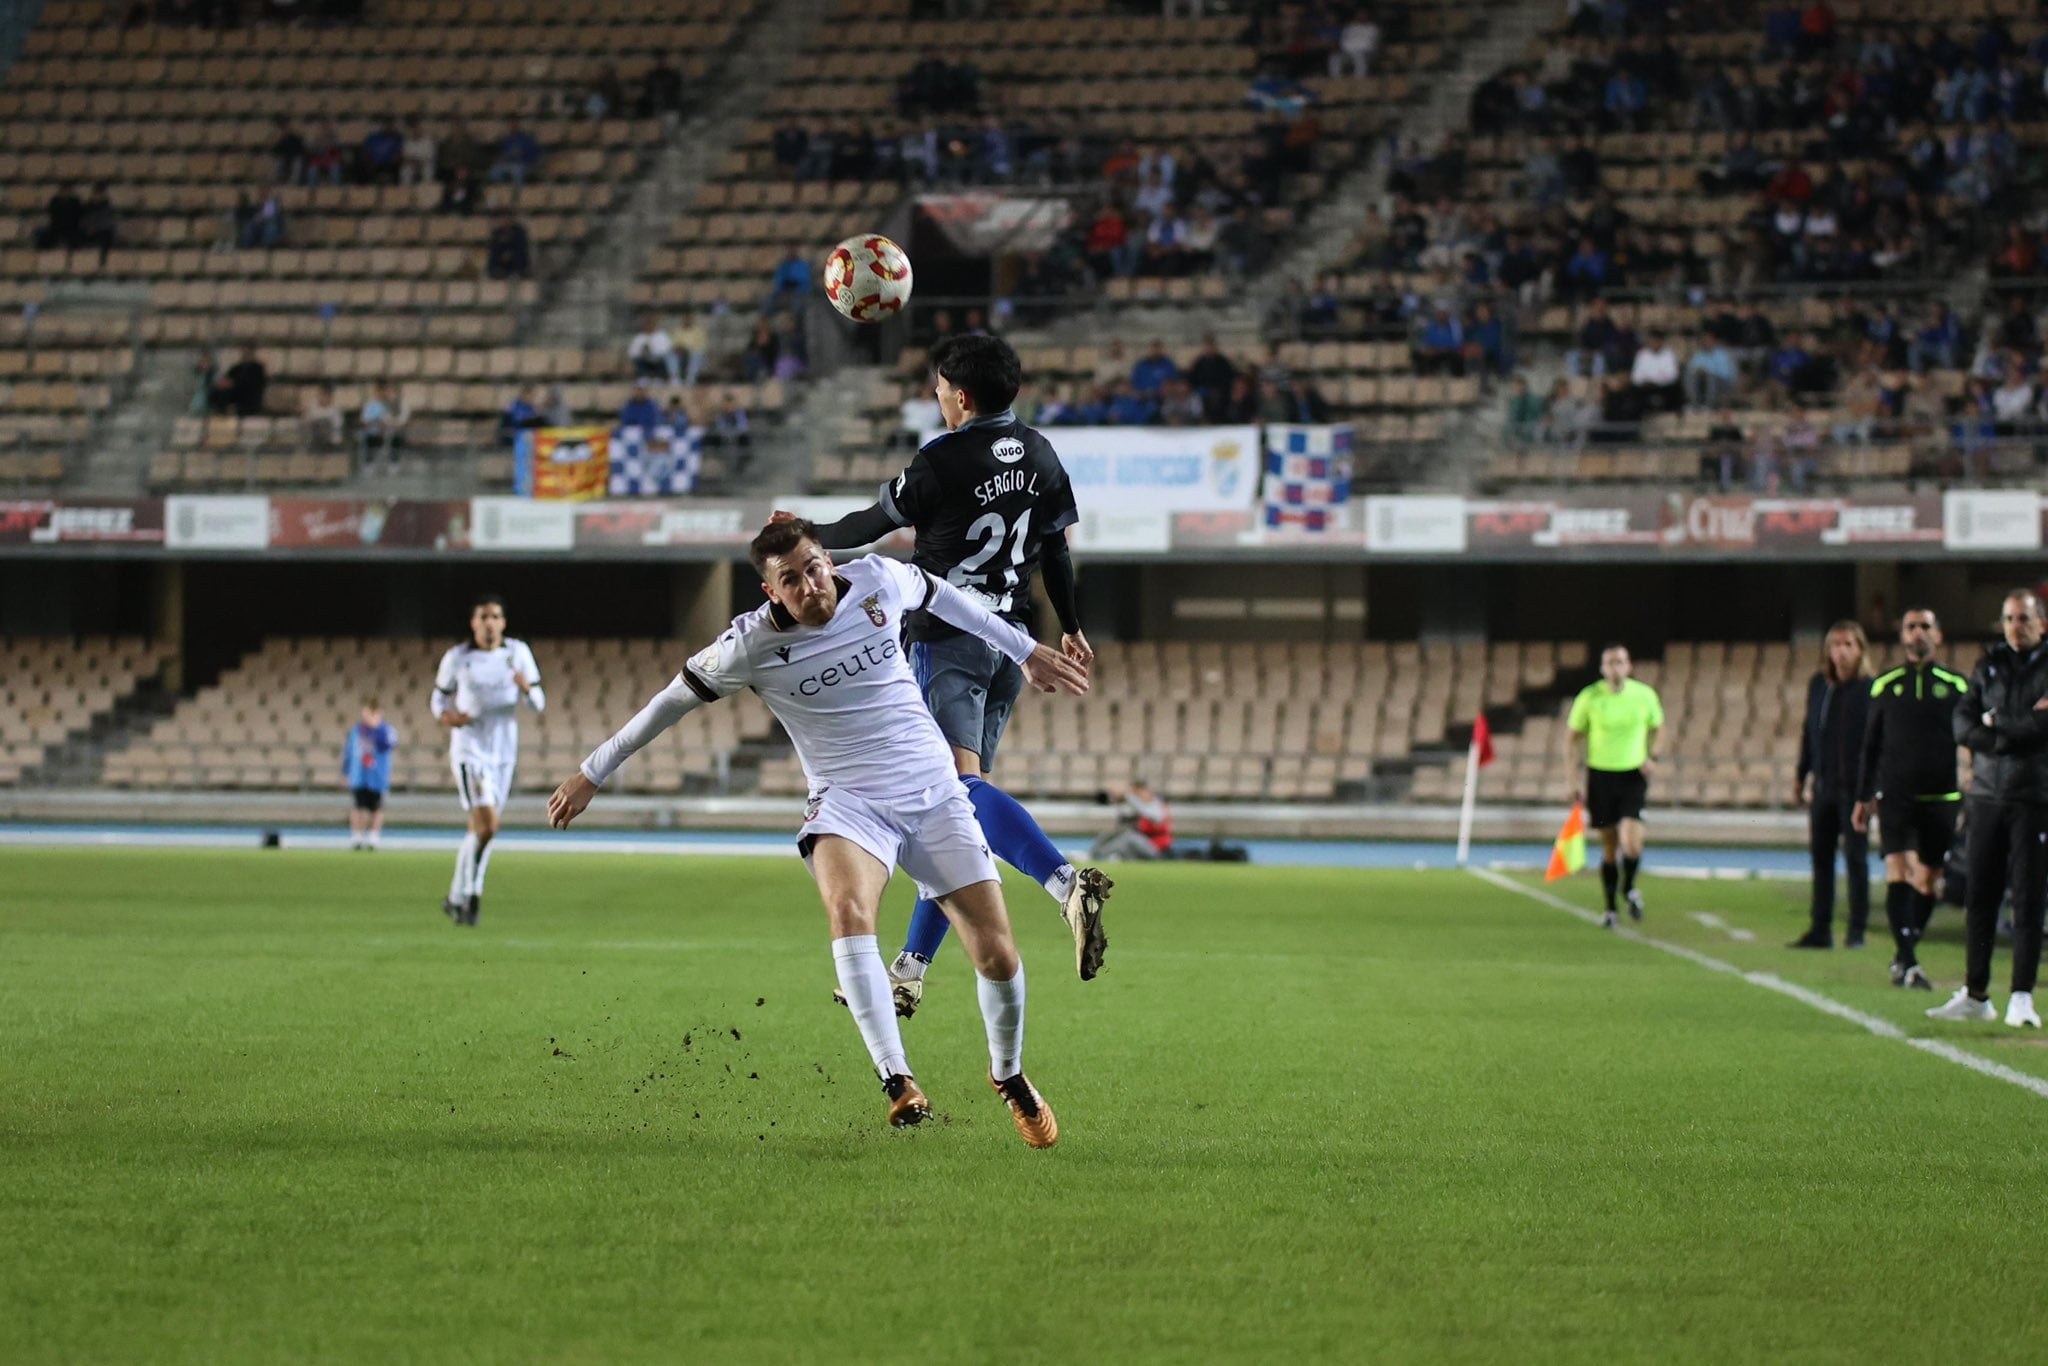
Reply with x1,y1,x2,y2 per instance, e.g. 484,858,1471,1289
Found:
1852,608,1967,990
801,335,1111,1015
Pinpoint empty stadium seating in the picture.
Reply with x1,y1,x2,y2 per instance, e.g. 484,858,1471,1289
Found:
0,635,174,784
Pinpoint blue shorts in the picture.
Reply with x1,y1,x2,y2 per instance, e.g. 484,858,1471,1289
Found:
910,633,1024,772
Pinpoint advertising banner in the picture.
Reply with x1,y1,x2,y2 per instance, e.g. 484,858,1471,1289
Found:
1364,495,1468,553
471,497,575,552
1050,425,1262,514
165,496,269,550
1944,491,2044,552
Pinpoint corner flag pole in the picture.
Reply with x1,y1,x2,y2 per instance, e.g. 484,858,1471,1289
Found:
1455,729,1481,868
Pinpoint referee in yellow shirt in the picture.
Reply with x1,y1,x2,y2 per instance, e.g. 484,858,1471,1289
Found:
1566,644,1666,928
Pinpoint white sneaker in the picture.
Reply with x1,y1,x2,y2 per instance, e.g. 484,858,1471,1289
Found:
2005,990,2041,1029
830,958,925,1019
1925,988,1996,1022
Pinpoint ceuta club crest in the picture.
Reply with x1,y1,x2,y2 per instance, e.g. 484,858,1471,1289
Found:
861,594,887,627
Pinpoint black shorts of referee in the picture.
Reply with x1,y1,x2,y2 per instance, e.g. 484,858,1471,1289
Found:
1586,767,1648,830
1876,793,1958,866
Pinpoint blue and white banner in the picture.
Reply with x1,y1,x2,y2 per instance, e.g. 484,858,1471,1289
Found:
1261,425,1354,531
609,424,702,497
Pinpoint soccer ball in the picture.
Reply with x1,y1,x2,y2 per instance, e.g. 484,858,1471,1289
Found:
823,234,913,323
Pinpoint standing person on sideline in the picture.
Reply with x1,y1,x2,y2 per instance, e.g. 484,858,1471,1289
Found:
431,595,544,927
547,518,1090,1143
1566,644,1665,929
1791,621,1873,948
789,333,1110,1019
1929,590,2048,1027
341,699,397,851
1853,607,1966,990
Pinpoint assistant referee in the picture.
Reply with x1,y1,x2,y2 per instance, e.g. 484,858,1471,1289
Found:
1566,644,1665,928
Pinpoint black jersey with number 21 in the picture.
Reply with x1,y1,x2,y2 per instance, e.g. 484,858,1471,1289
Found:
878,417,1080,643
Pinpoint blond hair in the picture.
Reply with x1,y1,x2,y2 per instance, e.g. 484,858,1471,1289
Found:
1821,620,1872,682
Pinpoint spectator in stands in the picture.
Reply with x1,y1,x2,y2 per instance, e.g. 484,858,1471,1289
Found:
490,122,542,186
1328,12,1380,78
617,377,664,433
640,55,685,138
1702,410,1746,488
1505,376,1545,445
1283,375,1331,423
236,187,284,249
1782,408,1821,489
192,348,221,414
78,185,117,263
628,315,681,385
1130,340,1179,396
1157,377,1205,426
219,348,267,418
1630,333,1682,414
544,384,574,428
271,118,307,185
399,118,437,187
440,116,489,183
1213,373,1256,423
709,396,750,476
673,310,709,386
765,249,812,315
306,121,346,186
1768,332,1815,399
1107,380,1159,426
485,216,531,280
358,383,407,474
1560,237,1610,303
1415,307,1465,377
301,382,343,449
1685,334,1738,411
1542,379,1595,449
1084,203,1134,280
1142,206,1189,277
498,386,543,446
34,185,84,250
741,320,780,384
773,120,808,178
1187,336,1238,420
1993,366,2035,431
1468,302,1511,378
361,118,403,185
440,165,478,215
1567,299,1617,380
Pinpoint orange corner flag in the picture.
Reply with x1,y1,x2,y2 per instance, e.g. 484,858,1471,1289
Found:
1545,804,1586,882
1471,713,1495,767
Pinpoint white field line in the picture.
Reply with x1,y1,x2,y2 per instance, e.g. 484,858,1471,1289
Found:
1469,866,2048,1103
1688,911,1757,942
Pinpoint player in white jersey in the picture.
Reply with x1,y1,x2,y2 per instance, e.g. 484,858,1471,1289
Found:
546,518,1090,1144
430,594,545,927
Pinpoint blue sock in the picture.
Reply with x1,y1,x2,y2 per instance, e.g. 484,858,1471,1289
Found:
899,777,1072,964
962,775,1067,884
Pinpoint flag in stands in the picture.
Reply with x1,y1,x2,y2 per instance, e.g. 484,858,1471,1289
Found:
1261,424,1353,531
608,423,701,497
1545,804,1587,882
516,428,611,501
1471,712,1495,767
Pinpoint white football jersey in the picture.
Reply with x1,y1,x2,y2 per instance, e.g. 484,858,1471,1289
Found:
432,637,544,769
687,557,1005,799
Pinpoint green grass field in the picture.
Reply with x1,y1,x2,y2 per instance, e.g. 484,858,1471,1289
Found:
5,846,2048,1364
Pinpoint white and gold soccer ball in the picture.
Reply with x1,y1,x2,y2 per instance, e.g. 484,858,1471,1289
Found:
823,233,913,323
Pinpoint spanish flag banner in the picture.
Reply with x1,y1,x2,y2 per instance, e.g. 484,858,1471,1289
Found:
1545,803,1586,882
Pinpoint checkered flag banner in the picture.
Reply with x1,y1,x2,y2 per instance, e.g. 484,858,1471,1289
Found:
608,423,702,496
1261,425,1354,531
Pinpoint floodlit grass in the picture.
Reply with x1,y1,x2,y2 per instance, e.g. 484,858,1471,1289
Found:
3,848,2045,1364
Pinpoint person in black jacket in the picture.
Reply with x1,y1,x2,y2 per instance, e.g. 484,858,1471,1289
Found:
1793,621,1874,948
1930,590,2048,1028
1852,608,1967,990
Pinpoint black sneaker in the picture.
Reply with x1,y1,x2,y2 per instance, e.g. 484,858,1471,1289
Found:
1789,928,1832,949
441,897,464,924
1844,933,1866,949
1902,965,1934,991
461,894,480,927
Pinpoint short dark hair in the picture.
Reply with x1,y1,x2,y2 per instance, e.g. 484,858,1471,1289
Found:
750,517,820,575
1599,642,1629,658
473,593,504,613
931,334,1021,416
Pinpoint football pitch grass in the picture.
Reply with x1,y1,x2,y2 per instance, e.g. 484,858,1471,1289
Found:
6,847,2048,1364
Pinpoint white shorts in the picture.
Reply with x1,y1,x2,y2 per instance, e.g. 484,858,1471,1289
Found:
452,754,515,812
797,781,1000,902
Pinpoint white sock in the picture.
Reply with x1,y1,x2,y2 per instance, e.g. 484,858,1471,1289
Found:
367,829,380,848
890,950,930,982
976,963,1026,1080
473,841,494,896
1043,863,1077,903
450,832,478,900
832,934,909,1078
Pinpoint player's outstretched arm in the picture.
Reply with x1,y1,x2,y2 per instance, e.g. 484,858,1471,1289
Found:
553,669,720,829
774,502,902,550
548,771,599,829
